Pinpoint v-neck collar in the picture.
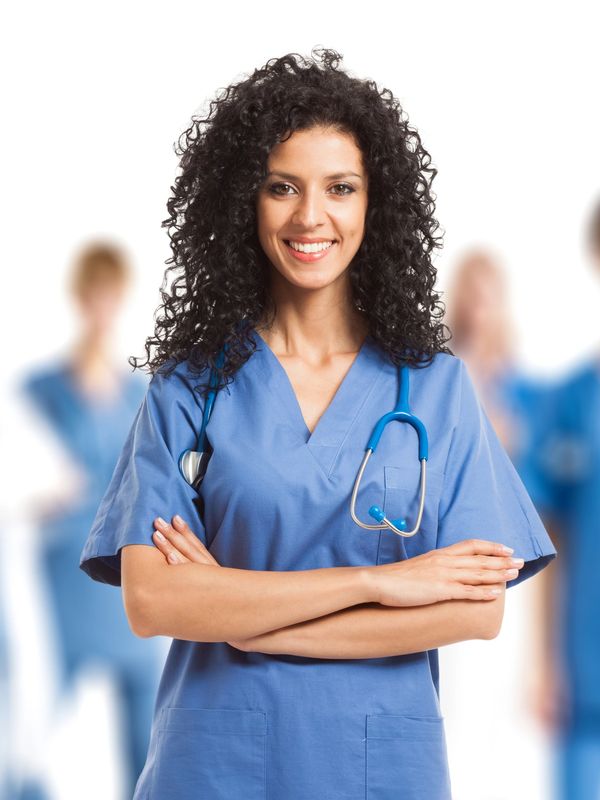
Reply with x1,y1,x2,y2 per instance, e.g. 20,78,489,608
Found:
250,326,384,454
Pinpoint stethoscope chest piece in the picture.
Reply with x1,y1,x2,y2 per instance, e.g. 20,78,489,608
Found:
179,449,211,491
178,345,228,492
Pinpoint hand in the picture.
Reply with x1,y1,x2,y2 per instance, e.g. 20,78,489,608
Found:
368,538,524,607
151,515,248,651
152,515,220,566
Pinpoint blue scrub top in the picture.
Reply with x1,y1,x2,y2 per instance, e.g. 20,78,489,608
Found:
517,358,600,722
80,328,556,800
23,362,165,679
471,364,553,474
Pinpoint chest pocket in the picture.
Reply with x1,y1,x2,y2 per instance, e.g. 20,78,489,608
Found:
150,707,267,800
376,464,445,564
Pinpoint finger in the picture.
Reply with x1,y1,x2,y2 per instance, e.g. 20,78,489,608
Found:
442,554,525,570
152,529,190,564
171,516,217,562
171,515,221,566
449,582,506,600
454,566,521,585
442,538,516,557
154,516,213,565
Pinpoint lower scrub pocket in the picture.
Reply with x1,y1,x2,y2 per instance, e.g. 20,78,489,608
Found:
366,713,451,800
150,706,267,800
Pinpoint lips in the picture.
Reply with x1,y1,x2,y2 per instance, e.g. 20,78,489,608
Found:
282,239,338,263
284,238,337,244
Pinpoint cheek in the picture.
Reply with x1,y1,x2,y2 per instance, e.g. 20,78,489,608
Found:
336,201,367,243
256,195,285,234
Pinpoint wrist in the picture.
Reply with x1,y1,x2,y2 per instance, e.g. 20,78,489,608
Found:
357,565,379,604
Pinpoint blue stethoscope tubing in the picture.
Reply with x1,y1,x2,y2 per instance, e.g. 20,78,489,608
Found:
349,363,428,537
178,345,228,492
178,343,428,538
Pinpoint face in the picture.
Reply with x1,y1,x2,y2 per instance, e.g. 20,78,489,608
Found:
455,259,505,331
75,280,126,334
256,125,368,292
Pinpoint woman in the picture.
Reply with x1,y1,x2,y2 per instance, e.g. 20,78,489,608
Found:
444,247,557,796
445,246,549,474
80,49,556,799
22,241,165,799
519,196,600,799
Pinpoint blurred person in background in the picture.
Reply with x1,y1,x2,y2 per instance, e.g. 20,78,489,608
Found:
443,247,556,799
521,197,600,800
15,241,165,800
445,246,548,469
0,376,87,799
0,596,12,797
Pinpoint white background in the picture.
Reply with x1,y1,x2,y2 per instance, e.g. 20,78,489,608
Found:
2,1,599,798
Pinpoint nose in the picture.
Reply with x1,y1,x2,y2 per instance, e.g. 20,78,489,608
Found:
290,187,326,229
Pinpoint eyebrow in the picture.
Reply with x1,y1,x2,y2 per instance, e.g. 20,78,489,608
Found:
265,170,363,181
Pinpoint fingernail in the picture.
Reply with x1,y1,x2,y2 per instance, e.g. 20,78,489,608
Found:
490,588,503,595
510,557,524,566
168,552,179,564
501,545,514,554
156,517,167,528
173,514,184,526
154,530,166,542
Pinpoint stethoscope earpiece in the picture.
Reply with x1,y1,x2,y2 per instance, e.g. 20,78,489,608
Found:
368,505,408,532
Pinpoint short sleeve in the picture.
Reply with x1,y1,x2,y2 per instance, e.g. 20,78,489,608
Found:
79,362,208,586
436,360,557,589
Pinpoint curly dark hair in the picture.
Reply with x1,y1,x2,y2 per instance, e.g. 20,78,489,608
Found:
129,47,453,401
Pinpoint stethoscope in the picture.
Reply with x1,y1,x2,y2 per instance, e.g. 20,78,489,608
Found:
178,343,429,538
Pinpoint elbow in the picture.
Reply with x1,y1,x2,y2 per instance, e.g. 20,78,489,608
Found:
123,584,158,639
477,589,506,640
121,544,170,638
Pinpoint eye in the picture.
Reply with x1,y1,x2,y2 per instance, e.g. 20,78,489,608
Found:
330,183,355,196
268,182,296,196
267,181,357,197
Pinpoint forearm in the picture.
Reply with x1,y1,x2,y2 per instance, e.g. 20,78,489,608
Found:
535,519,562,662
238,594,505,659
140,560,372,642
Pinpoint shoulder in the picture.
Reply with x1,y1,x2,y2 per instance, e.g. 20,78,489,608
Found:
20,361,66,397
147,358,211,413
555,357,597,396
19,362,71,422
413,351,470,408
404,350,464,386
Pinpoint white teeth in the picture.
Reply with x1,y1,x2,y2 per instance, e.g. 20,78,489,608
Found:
287,240,335,253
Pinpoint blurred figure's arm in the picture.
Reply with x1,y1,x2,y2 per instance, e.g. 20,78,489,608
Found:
528,517,569,730
0,383,86,525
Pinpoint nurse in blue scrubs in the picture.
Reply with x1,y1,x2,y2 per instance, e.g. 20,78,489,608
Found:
80,49,557,800
518,197,600,800
22,242,165,800
445,246,548,472
0,596,12,798
445,246,560,794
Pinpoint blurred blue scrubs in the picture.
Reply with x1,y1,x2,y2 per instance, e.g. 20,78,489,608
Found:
465,363,549,472
517,359,600,799
80,328,557,800
0,594,13,798
22,362,165,798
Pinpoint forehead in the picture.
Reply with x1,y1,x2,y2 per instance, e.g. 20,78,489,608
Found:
267,127,365,175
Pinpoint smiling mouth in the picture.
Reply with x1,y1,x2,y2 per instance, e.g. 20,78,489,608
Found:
282,239,338,263
284,239,337,252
